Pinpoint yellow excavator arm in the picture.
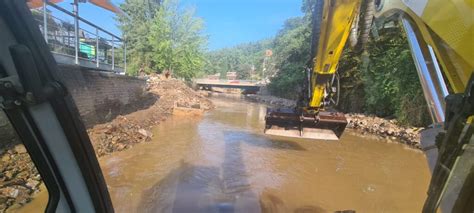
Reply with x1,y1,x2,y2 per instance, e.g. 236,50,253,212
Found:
264,0,363,140
309,0,361,109
270,0,474,211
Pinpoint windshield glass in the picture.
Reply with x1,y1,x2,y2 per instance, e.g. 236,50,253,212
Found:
2,0,473,212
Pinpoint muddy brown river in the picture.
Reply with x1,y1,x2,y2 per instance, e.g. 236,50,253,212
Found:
17,96,431,212
96,96,431,213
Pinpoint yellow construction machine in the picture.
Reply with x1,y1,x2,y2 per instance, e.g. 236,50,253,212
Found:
265,0,473,141
264,0,360,140
265,0,473,140
265,0,474,211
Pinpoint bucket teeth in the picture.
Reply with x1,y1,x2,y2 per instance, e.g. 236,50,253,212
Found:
264,108,347,140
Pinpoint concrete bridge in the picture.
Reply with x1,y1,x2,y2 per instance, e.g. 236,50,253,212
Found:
194,79,264,94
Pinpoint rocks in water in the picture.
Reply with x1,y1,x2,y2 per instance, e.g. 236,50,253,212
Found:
346,113,422,148
0,143,44,212
138,129,153,139
25,180,40,190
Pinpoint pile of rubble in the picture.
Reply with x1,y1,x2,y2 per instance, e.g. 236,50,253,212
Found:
88,75,213,157
146,76,213,111
346,113,423,148
87,115,160,157
0,143,42,211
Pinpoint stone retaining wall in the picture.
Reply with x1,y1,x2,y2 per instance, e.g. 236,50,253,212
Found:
55,65,150,128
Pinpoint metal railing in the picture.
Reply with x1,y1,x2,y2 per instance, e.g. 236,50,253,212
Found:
31,1,126,73
194,79,262,85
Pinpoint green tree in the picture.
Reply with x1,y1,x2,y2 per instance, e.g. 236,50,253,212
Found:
117,0,161,75
267,16,312,99
148,0,207,80
118,0,206,79
362,27,430,126
205,39,273,80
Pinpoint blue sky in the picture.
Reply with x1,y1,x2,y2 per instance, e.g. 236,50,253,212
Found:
53,0,303,50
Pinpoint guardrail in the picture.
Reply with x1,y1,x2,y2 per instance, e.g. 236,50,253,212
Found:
194,79,262,85
31,2,126,73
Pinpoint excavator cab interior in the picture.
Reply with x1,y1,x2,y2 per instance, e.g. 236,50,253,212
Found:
0,0,473,212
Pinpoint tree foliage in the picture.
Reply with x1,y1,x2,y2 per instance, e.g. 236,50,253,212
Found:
118,0,207,80
148,0,207,80
267,16,312,99
361,27,430,126
117,0,159,75
205,40,273,79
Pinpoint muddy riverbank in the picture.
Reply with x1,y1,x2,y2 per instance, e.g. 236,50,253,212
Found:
88,75,214,157
245,94,423,148
0,76,213,211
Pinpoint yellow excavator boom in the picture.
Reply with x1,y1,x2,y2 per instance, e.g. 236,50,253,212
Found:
309,0,361,108
267,0,474,211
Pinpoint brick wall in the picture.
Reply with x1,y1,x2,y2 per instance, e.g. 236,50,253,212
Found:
56,65,152,128
0,65,149,138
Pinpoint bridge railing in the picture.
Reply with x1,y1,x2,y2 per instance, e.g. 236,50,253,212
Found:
194,79,261,85
30,2,126,73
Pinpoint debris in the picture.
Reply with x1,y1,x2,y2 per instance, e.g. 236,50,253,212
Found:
1,187,19,198
138,129,153,139
1,155,10,162
25,180,40,190
13,145,27,154
87,75,214,157
346,113,422,148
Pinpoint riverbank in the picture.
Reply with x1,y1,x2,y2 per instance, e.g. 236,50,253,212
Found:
87,75,214,157
0,76,213,211
245,94,423,148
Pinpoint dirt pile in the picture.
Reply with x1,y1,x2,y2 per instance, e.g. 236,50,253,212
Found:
0,143,42,211
146,76,213,111
88,75,213,157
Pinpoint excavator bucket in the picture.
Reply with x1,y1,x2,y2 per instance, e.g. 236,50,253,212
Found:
264,108,347,140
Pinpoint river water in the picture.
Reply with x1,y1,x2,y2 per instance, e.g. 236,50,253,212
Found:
98,96,431,212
